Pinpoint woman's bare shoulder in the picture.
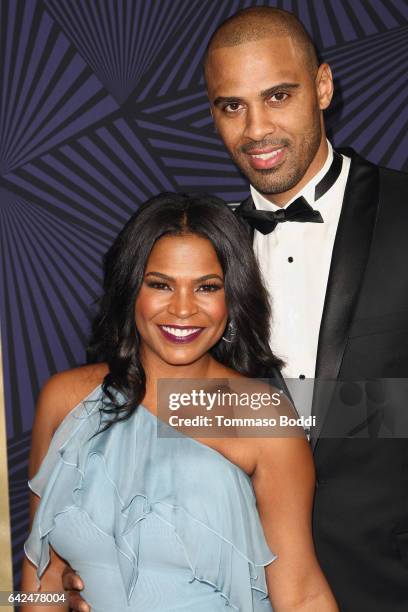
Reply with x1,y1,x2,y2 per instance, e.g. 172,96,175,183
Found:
28,364,108,481
36,363,109,433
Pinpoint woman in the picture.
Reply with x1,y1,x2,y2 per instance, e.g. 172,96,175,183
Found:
22,193,338,611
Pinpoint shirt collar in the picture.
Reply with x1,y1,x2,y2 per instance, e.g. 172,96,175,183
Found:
250,140,334,212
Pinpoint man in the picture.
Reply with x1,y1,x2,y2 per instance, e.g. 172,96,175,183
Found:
63,7,408,611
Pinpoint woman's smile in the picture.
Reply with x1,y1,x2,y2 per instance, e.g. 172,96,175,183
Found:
158,324,205,344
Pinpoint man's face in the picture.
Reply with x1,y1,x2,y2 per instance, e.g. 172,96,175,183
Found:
206,37,331,200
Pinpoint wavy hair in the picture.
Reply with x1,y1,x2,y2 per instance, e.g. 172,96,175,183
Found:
87,192,283,430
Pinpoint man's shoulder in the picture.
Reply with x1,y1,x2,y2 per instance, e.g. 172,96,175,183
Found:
337,147,407,207
375,164,408,206
377,164,408,187
338,146,407,185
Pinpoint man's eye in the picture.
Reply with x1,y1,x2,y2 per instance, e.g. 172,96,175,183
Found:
269,92,289,103
224,102,243,113
197,284,223,292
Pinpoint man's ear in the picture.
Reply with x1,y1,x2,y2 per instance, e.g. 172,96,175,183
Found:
316,63,334,110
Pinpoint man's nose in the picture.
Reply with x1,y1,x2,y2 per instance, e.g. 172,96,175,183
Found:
167,287,199,318
243,105,276,142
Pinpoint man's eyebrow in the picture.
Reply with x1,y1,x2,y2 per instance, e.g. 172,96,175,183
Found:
213,83,300,107
260,83,300,97
213,95,244,107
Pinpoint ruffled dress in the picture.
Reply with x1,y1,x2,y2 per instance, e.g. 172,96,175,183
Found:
24,385,276,611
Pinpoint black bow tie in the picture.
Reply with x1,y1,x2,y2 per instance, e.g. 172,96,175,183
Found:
238,151,343,235
240,196,323,234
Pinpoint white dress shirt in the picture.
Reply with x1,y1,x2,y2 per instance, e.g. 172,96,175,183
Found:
252,141,351,416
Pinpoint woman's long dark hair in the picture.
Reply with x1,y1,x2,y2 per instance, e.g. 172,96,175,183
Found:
87,192,283,429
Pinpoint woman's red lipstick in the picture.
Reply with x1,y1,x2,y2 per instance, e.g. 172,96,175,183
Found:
158,324,204,344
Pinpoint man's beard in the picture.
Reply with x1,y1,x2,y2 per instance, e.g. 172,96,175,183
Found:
232,123,322,196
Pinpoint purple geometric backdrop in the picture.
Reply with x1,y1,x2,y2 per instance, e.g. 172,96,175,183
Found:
0,0,407,587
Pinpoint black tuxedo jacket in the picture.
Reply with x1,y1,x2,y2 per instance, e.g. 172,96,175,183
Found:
235,149,408,611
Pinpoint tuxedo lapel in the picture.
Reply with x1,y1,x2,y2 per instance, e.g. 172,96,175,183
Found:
311,149,380,450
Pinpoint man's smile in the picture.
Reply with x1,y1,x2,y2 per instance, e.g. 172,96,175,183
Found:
246,146,286,170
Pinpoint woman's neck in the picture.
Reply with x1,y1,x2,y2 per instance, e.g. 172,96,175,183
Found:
141,350,220,413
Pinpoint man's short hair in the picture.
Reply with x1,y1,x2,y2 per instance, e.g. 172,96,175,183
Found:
204,7,319,77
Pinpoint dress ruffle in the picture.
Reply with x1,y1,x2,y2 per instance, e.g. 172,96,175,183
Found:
24,385,276,611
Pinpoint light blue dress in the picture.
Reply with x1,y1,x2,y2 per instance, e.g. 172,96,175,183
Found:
25,385,276,611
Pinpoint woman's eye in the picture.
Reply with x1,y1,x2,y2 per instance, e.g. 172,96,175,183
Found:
146,281,171,290
197,284,223,292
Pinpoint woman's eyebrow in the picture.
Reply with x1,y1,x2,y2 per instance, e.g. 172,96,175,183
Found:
144,272,224,282
145,271,173,280
196,274,224,282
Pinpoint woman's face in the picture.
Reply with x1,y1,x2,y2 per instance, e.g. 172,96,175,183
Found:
135,233,229,367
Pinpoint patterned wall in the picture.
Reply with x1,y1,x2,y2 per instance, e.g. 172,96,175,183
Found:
1,0,407,587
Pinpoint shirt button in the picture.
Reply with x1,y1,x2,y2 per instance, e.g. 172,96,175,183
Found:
288,256,294,263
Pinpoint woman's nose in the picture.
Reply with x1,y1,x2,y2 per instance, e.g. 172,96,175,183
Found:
167,287,199,318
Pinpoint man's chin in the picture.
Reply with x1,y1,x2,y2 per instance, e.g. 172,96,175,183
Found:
248,176,289,196
246,167,303,196
237,164,286,195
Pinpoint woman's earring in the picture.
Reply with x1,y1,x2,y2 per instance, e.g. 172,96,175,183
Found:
222,320,237,343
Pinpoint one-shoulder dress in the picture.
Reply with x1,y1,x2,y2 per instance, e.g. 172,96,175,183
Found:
24,385,276,611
